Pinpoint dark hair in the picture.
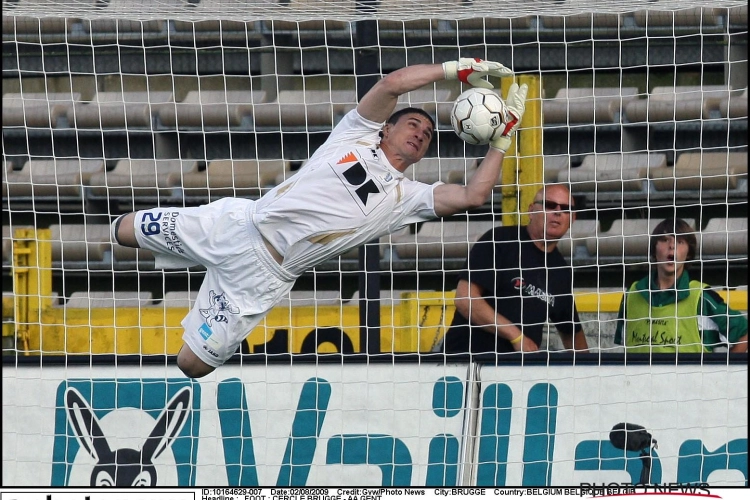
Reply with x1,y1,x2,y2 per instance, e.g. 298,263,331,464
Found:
380,107,436,138
649,218,697,264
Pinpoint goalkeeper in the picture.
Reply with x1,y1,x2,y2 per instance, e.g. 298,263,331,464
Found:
111,58,529,378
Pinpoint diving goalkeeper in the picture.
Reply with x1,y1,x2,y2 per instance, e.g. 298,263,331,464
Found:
111,59,528,377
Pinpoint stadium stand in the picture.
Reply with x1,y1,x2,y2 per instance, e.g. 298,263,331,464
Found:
650,151,748,192
589,218,698,261
2,92,81,128
543,87,639,125
68,91,174,129
700,218,748,258
252,89,357,129
158,89,266,129
392,219,500,260
48,224,112,270
4,158,105,202
62,291,154,309
624,85,738,123
87,159,198,199
560,152,666,193
720,88,748,118
403,157,479,185
177,159,291,198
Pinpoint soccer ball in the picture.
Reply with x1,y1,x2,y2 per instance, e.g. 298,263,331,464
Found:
450,87,507,145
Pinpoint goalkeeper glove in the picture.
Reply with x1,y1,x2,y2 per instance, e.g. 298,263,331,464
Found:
442,58,513,90
490,82,528,153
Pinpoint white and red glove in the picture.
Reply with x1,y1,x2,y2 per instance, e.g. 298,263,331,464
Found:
442,57,513,89
490,82,528,153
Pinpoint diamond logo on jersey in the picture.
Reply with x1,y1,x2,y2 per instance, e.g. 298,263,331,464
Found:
330,150,390,216
199,290,240,326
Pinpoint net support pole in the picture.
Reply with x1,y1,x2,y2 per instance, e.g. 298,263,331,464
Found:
517,73,544,225
355,2,382,355
501,74,543,225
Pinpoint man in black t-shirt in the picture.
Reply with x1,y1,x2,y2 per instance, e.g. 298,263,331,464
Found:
442,184,589,354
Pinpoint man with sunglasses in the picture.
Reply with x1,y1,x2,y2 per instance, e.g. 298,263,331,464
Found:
441,184,589,354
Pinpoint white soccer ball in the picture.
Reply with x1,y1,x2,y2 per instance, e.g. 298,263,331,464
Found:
450,87,507,145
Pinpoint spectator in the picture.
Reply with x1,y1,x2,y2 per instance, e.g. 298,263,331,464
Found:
615,218,748,353
441,183,589,354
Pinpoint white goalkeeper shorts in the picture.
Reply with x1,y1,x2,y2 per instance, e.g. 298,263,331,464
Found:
130,198,297,367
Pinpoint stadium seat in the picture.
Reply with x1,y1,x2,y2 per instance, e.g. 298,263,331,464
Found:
276,290,343,308
455,14,533,32
556,219,601,259
160,290,199,309
558,152,666,193
48,224,112,267
4,158,105,200
726,5,748,26
376,0,434,30
87,159,197,198
111,244,155,267
632,7,721,31
2,14,74,42
719,88,748,118
392,219,499,260
171,0,250,32
176,159,290,197
68,91,174,129
699,218,748,258
264,0,352,32
64,291,154,309
78,0,174,34
624,85,734,123
543,155,570,183
541,12,621,29
403,157,479,185
2,92,81,128
252,89,357,129
589,218,696,259
650,151,748,191
158,89,266,129
543,87,639,124
348,289,412,305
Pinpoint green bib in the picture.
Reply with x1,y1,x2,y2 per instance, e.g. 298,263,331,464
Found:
623,281,705,353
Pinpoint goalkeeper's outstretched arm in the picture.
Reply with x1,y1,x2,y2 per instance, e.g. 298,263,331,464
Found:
358,58,512,125
433,82,528,217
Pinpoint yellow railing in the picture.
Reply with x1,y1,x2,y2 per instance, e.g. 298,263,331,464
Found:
7,226,748,357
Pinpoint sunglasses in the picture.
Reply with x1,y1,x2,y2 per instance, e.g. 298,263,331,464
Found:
533,200,572,212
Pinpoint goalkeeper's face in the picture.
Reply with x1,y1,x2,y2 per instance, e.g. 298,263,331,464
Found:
379,113,434,169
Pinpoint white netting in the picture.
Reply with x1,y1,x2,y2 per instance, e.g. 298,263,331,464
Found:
3,0,748,22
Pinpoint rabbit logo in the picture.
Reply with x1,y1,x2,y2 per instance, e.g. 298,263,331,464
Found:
51,379,200,486
65,386,190,486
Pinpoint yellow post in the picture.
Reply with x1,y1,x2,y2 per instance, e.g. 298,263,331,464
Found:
516,74,544,226
12,228,52,354
500,77,520,226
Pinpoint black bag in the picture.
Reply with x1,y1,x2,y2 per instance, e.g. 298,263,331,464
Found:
609,422,654,452
609,422,657,484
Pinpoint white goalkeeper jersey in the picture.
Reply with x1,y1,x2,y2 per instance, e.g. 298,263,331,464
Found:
253,108,442,277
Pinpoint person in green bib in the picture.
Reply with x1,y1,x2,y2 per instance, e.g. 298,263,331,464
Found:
615,218,747,353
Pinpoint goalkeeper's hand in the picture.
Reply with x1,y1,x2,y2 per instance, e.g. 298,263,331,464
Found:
442,58,512,89
490,82,528,153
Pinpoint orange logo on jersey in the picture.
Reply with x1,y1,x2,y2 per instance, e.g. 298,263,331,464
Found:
337,151,357,164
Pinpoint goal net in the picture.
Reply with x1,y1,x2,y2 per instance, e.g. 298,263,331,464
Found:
2,0,747,488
